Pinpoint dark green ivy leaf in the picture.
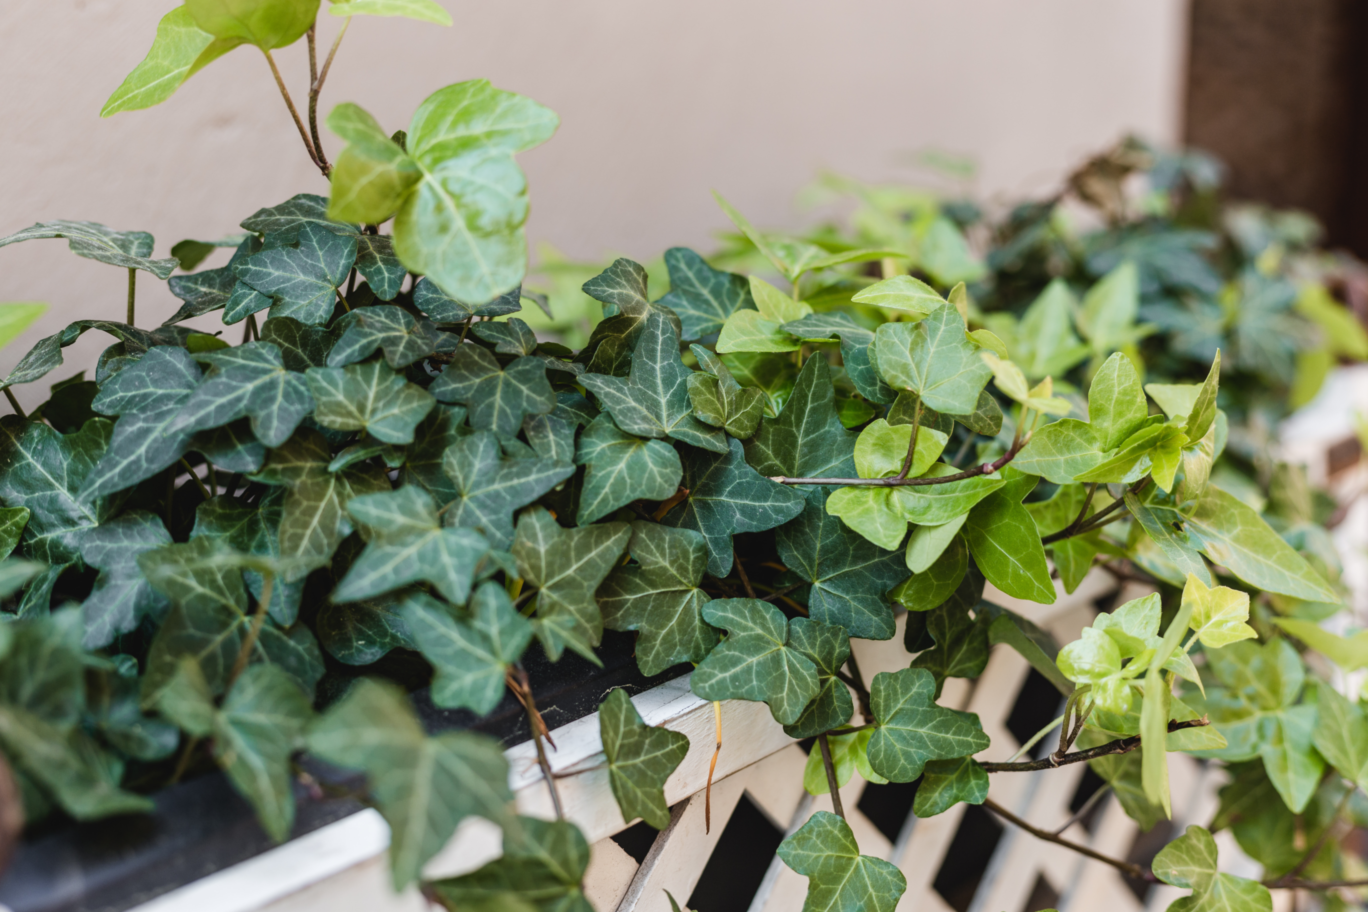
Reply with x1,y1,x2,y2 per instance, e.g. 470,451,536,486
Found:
306,359,435,444
306,678,513,890
575,414,683,526
782,312,894,405
430,344,555,437
0,506,29,561
909,601,989,687
512,507,631,662
657,246,753,341
0,416,115,564
782,617,855,739
402,584,531,715
745,353,857,482
776,493,904,640
398,403,468,504
472,317,538,356
335,486,490,604
316,597,413,666
598,521,717,675
441,430,575,549
169,342,313,447
260,316,334,372
411,276,523,321
913,757,989,817
660,437,805,577
353,234,406,301
236,223,357,325
581,312,727,453
428,816,592,912
240,193,353,240
599,687,689,829
78,511,172,649
687,345,765,438
866,666,990,782
0,220,178,278
691,598,819,725
327,306,439,369
777,811,907,912
192,490,303,625
1,320,195,391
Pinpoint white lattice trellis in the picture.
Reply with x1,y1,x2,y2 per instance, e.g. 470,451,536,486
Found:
126,568,1290,912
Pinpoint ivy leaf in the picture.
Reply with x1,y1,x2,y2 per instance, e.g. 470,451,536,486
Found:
185,0,319,50
193,490,303,625
1180,486,1338,602
962,470,1055,603
599,688,689,829
1182,573,1255,648
0,507,29,562
581,312,726,453
1311,685,1368,791
687,345,765,438
660,436,804,577
598,522,717,675
776,494,905,640
512,507,630,662
306,360,435,444
78,511,172,649
1187,351,1221,442
867,667,990,781
782,617,855,739
254,428,390,573
240,194,352,240
776,811,907,912
236,223,356,325
1089,352,1149,450
0,416,114,564
330,0,453,25
801,729,886,795
851,275,943,317
77,346,202,500
913,757,989,818
0,221,178,278
873,305,992,415
327,306,438,369
168,342,313,447
1271,618,1368,671
101,6,226,116
1152,825,1272,912
260,316,333,371
782,312,893,405
1124,492,1212,587
402,585,531,715
745,353,857,481
427,816,592,912
573,415,680,525
691,598,819,725
1014,279,1089,378
472,318,538,356
658,247,753,340
1078,262,1142,356
894,466,1006,526
316,596,413,665
325,104,423,225
824,485,907,552
1012,419,1105,484
334,486,489,603
577,260,678,376
716,277,810,354
1,320,195,391
893,535,968,611
165,263,238,324
910,602,989,687
442,431,574,549
306,678,513,889
430,344,555,437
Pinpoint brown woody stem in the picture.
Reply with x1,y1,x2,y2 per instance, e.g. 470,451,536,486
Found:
769,440,1022,487
984,797,1154,881
980,719,1209,772
817,734,845,820
262,50,322,173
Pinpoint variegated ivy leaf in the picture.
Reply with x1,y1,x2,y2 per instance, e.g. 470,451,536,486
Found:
575,414,682,526
866,667,990,782
511,507,631,662
334,486,490,604
599,687,689,829
782,617,855,739
81,346,202,501
427,816,591,912
745,353,857,482
236,224,357,326
0,416,115,564
872,304,993,415
441,430,574,549
581,312,727,453
78,511,172,649
192,490,304,625
329,0,454,26
168,342,313,448
658,246,753,340
306,359,435,444
1152,825,1272,912
687,345,765,439
157,660,312,842
327,81,558,304
691,598,820,725
777,811,907,912
429,344,555,437
598,522,717,676
138,536,325,702
782,311,893,405
252,428,391,575
0,221,178,278
660,437,805,578
306,678,513,890
327,306,439,370
401,585,531,715
776,492,905,640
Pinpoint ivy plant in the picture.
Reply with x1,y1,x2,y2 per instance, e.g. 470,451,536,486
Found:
0,5,1365,911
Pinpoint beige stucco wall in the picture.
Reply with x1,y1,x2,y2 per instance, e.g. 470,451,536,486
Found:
0,0,1187,407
